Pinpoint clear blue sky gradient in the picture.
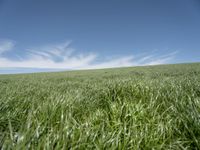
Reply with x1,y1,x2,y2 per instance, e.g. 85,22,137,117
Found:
0,0,200,73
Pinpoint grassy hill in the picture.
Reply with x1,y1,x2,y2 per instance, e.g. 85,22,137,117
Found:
0,63,200,149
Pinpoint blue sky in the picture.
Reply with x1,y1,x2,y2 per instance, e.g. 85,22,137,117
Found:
0,0,200,73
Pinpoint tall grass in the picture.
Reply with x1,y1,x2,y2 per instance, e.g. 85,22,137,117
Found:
0,63,200,149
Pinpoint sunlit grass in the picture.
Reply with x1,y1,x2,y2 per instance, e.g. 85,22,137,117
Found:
0,63,200,149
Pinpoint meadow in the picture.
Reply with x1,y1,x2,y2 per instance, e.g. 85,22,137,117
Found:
0,63,200,149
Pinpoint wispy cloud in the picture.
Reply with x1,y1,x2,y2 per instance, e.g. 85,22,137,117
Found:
0,40,15,54
0,40,177,70
144,51,178,65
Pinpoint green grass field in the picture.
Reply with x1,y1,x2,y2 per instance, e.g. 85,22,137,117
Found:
0,63,200,149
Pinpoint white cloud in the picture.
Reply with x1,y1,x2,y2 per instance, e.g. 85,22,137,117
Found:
144,51,178,65
80,56,135,69
0,40,177,70
0,40,15,54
